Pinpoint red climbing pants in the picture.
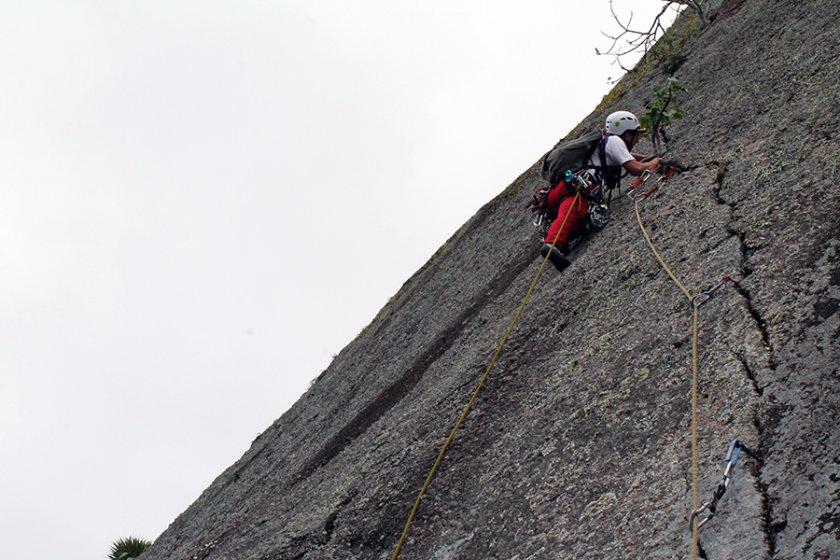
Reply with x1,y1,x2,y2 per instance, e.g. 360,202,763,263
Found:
543,181,589,253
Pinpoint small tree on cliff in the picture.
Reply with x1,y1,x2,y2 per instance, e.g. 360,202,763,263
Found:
640,77,687,156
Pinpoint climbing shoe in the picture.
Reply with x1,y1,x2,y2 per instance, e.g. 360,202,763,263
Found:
540,243,571,272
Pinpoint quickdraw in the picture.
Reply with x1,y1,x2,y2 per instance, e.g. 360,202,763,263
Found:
630,166,676,201
643,166,676,198
693,275,741,308
630,168,655,190
688,440,760,531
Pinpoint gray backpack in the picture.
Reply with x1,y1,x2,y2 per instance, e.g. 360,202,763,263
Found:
540,129,604,187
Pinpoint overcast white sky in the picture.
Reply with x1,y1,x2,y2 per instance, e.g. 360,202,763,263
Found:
0,2,677,559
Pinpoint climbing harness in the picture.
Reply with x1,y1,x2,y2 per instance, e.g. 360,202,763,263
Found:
529,168,611,239
688,440,759,531
564,168,612,231
693,275,741,308
564,169,612,231
391,193,583,560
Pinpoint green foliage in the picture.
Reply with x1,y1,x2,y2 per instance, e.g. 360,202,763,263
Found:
648,18,700,69
649,26,686,62
641,78,688,130
640,78,688,155
108,536,152,560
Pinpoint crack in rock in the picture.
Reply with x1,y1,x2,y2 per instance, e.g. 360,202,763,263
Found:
714,174,779,559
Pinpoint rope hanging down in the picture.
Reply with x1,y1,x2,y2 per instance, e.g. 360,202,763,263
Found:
390,192,583,560
393,171,735,559
628,189,702,560
631,172,756,554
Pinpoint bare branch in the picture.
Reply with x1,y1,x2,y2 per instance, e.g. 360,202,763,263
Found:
597,0,709,72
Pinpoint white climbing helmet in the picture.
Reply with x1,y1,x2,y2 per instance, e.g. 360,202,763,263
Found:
605,111,645,136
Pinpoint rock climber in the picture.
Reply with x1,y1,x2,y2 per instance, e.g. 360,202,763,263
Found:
541,111,661,271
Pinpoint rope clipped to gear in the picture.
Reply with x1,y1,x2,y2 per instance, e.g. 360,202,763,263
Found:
628,189,702,560
629,166,675,201
689,439,760,531
390,193,582,560
693,274,741,308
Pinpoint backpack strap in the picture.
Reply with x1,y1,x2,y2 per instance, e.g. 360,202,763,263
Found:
596,134,610,186
595,134,624,202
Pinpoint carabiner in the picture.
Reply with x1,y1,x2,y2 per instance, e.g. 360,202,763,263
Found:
693,274,740,308
689,440,758,532
630,169,652,190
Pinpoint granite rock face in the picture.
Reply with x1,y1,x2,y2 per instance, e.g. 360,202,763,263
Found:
140,0,840,558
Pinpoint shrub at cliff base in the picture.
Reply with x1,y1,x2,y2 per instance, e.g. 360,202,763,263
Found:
108,536,152,560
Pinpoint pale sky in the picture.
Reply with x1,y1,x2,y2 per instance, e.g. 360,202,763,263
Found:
0,2,676,559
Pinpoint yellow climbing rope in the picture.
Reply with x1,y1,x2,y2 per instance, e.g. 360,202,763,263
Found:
629,193,701,560
390,192,582,560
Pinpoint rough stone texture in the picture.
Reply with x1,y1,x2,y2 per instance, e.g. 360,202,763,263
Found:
139,0,840,558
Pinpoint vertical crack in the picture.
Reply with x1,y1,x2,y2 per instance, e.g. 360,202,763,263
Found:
713,174,779,559
735,352,764,397
713,173,776,371
697,539,709,559
757,472,778,558
734,280,781,559
733,283,776,371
